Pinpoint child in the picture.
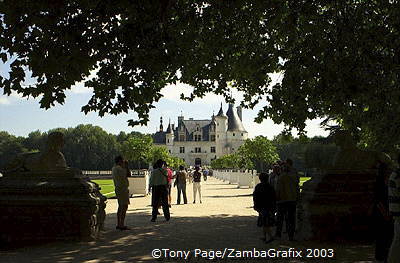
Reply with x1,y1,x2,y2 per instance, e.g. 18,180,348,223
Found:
253,172,276,243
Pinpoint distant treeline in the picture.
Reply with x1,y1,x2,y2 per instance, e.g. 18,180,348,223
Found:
0,124,147,170
0,125,337,173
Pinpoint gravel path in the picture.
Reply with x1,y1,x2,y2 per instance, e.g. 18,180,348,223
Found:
0,177,375,263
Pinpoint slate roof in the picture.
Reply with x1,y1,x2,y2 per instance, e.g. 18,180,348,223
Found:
166,122,173,134
153,131,166,144
182,120,210,134
216,103,226,117
226,104,246,132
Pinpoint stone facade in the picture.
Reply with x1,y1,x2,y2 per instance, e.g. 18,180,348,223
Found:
153,103,248,166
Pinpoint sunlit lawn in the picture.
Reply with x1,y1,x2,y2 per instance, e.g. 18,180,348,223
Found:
300,177,311,187
92,179,115,198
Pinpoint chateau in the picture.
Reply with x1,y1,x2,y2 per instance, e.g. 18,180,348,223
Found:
153,103,248,166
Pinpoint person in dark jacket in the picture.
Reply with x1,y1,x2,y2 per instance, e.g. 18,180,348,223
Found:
149,159,170,222
174,165,188,204
253,172,276,243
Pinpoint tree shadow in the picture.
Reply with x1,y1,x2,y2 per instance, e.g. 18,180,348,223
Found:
0,210,375,263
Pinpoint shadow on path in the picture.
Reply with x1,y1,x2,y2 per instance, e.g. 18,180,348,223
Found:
0,211,374,263
0,177,375,263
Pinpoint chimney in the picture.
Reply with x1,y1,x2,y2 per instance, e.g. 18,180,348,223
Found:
236,106,242,121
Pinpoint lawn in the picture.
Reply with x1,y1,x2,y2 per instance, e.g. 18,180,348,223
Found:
300,177,311,187
92,179,116,198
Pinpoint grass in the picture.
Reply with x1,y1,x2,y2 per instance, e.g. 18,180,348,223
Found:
92,179,116,198
300,177,311,187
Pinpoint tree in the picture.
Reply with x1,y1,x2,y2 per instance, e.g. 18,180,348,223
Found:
23,130,46,151
211,154,240,169
0,131,27,169
1,1,399,147
236,136,279,170
121,134,153,169
168,156,186,170
56,124,119,170
148,146,171,167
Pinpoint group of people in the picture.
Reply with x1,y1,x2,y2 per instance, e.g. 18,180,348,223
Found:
252,156,400,263
111,156,210,228
150,162,210,222
253,159,299,243
111,153,400,262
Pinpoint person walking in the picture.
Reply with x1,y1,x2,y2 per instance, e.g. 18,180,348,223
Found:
193,166,202,204
112,155,131,230
149,159,170,222
175,165,188,204
253,172,276,243
275,159,299,241
388,155,400,263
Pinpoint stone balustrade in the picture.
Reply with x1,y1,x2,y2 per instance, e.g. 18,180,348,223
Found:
213,169,258,188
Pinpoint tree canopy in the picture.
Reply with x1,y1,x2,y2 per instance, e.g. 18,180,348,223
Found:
1,1,399,149
211,136,278,171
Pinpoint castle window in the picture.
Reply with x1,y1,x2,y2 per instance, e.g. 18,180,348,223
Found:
194,135,202,141
180,147,185,153
169,150,171,153
179,135,185,141
233,133,235,136
211,146,216,153
210,135,216,141
217,135,219,138
167,139,170,143
195,147,201,153
241,133,243,136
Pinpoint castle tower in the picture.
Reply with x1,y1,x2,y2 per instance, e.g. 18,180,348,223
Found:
165,119,174,147
226,103,248,154
215,103,228,157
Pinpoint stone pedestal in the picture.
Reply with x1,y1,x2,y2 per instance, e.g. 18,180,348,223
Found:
0,170,106,243
297,169,376,241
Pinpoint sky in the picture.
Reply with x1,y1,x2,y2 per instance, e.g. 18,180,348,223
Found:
0,65,329,139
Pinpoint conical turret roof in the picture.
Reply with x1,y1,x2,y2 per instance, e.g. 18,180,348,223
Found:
216,102,226,117
226,104,246,132
166,119,174,134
